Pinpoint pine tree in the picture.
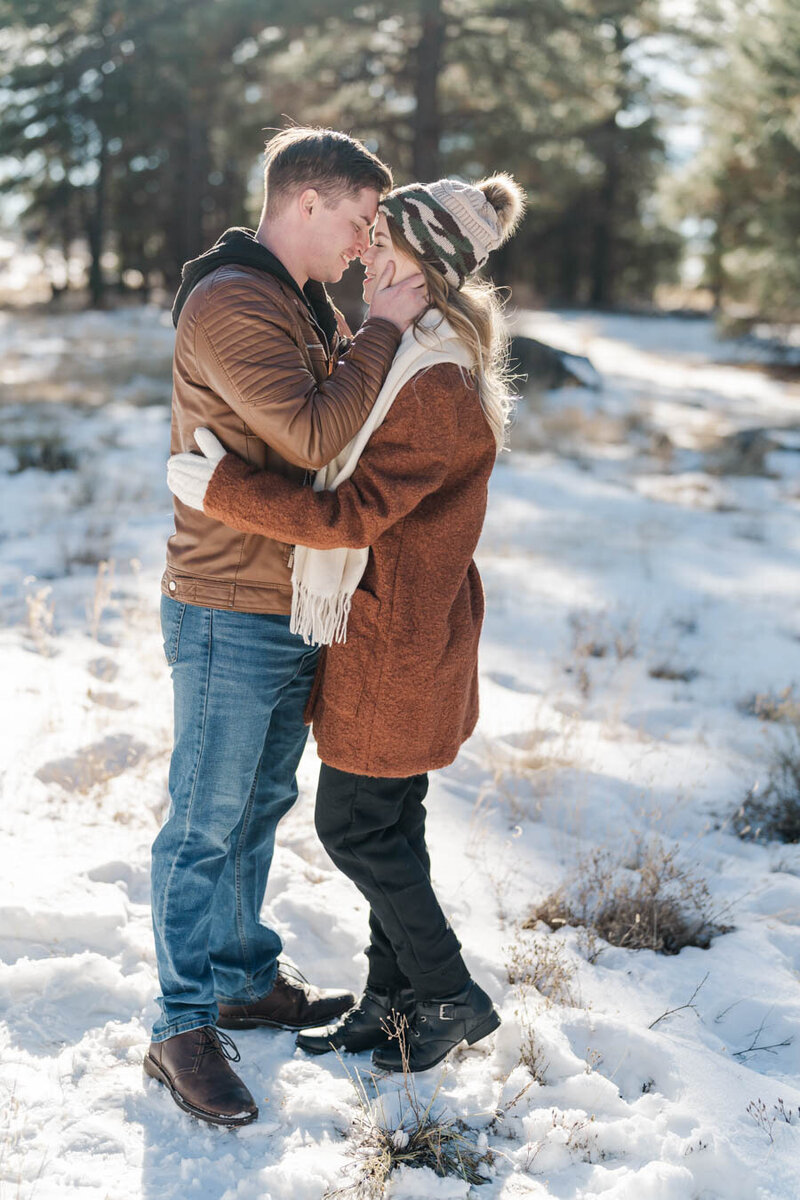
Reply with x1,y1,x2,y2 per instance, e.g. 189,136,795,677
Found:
687,0,800,318
0,0,295,299
0,0,682,307
261,0,680,303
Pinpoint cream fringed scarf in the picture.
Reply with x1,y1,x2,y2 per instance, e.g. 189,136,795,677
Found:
290,310,474,646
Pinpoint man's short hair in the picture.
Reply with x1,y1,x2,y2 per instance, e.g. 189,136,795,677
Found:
263,127,393,217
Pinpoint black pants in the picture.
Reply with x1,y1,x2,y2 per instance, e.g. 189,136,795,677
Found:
314,764,470,1000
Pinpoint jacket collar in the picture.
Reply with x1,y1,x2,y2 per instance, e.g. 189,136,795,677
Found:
171,227,339,350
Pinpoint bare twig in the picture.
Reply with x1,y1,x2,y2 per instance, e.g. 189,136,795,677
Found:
733,1014,793,1060
648,972,709,1030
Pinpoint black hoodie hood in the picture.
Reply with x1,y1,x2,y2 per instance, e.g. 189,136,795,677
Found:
171,226,340,350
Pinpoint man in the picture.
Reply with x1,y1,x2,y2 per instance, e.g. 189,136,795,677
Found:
145,127,426,1126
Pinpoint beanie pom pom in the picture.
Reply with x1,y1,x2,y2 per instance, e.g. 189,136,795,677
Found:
476,173,525,243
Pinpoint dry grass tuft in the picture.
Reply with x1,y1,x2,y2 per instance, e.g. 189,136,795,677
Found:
481,707,580,827
735,723,800,843
24,582,55,655
648,663,699,683
88,558,115,639
738,686,800,724
526,839,725,954
746,1097,800,1145
569,610,637,664
506,930,578,1007
329,1017,493,1198
567,608,637,698
510,992,550,1085
522,1109,603,1170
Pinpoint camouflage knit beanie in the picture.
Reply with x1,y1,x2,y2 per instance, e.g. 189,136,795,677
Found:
379,174,525,289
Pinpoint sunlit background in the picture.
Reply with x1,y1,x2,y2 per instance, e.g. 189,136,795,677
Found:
1,0,797,324
3,5,800,1197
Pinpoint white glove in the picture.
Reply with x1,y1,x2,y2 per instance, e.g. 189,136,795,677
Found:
167,427,227,511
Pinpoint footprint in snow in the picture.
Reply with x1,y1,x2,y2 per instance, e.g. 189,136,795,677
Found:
86,859,151,905
87,656,119,682
88,689,137,711
35,733,148,793
486,671,537,694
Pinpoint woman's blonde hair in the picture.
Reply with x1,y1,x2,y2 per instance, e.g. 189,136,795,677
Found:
385,174,525,451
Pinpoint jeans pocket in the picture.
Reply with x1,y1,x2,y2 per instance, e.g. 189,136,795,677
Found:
161,595,187,665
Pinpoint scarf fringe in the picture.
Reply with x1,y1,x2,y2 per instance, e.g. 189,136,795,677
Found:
290,579,351,647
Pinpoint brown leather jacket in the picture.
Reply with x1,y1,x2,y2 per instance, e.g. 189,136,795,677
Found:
162,263,400,613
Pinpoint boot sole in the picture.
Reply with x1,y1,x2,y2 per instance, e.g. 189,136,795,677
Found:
295,1040,337,1056
217,1006,353,1033
217,1015,302,1031
296,1036,393,1057
143,1054,258,1127
467,1009,502,1046
373,1009,501,1073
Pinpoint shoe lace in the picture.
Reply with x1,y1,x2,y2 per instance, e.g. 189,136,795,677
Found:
198,1026,241,1064
277,960,310,991
340,999,367,1028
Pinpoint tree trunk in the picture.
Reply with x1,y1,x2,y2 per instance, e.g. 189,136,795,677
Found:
168,101,209,284
589,120,619,308
558,221,581,305
412,0,445,180
87,139,107,308
708,199,729,311
185,105,207,257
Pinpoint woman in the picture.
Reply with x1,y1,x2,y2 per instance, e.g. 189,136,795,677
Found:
167,173,524,1072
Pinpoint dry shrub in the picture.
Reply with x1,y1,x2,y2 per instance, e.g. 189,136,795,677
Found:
8,433,77,474
569,610,637,663
88,557,115,639
484,710,579,826
526,839,725,954
506,931,577,1007
511,727,576,774
747,1097,800,1145
567,609,637,699
519,1024,548,1085
522,1110,603,1170
738,686,800,724
648,663,699,683
735,724,800,843
25,583,55,655
510,992,550,1085
329,1017,492,1199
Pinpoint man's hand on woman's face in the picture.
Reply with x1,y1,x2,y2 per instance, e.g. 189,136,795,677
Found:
167,427,227,512
368,262,428,332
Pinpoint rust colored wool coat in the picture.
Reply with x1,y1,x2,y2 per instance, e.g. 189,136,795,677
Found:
204,362,497,778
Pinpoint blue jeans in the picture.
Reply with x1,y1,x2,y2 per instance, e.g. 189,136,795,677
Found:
151,596,319,1042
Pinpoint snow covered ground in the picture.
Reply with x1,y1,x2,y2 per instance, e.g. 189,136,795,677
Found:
2,305,800,1200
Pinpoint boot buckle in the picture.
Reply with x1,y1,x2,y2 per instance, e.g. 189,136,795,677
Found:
439,1003,456,1020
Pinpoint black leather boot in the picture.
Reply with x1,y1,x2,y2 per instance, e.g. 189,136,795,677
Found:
371,980,500,1073
296,986,414,1056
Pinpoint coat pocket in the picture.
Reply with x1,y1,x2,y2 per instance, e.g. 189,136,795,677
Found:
324,589,382,720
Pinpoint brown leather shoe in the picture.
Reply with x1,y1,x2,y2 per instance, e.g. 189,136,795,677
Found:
217,964,355,1031
144,1026,258,1127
